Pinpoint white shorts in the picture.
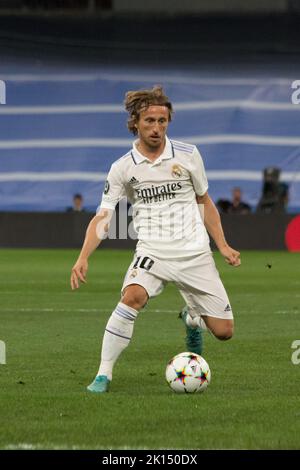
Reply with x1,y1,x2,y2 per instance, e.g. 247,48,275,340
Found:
122,251,233,320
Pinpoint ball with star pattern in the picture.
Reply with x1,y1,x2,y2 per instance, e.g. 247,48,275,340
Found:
165,352,211,394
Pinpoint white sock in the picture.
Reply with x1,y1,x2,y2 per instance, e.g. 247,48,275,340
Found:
97,302,138,381
186,312,208,331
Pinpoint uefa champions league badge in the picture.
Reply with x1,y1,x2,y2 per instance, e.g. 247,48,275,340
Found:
0,80,6,105
104,180,110,194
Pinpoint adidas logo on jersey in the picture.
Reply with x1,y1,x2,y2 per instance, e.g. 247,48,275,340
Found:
129,176,139,185
224,304,232,312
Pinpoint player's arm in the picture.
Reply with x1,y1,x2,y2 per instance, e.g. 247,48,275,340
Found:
70,208,113,290
71,162,126,290
196,192,241,267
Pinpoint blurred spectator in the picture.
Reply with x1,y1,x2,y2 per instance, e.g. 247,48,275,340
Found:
228,187,251,214
216,198,231,214
217,188,251,214
256,167,289,214
66,193,86,212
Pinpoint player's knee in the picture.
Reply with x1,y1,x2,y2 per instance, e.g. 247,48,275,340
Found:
121,285,148,311
208,319,234,340
215,325,234,341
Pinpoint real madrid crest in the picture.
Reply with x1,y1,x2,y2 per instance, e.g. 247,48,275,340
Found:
129,269,138,278
171,164,182,178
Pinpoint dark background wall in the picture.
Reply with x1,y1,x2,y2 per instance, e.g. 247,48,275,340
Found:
0,212,295,250
0,2,299,250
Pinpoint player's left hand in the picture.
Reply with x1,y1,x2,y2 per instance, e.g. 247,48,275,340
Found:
219,245,241,267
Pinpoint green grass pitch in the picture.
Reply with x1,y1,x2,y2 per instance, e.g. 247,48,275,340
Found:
0,248,300,449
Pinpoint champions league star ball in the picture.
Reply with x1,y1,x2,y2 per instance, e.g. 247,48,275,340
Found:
166,352,211,394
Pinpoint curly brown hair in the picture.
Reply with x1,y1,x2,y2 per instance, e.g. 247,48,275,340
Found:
124,85,173,135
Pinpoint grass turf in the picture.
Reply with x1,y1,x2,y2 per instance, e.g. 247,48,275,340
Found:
0,248,300,449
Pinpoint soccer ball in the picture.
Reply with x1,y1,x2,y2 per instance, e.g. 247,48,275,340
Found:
166,352,211,394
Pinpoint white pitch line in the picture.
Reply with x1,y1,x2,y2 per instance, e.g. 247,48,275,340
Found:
4,443,152,450
1,307,177,313
0,280,121,284
4,443,85,450
275,310,299,314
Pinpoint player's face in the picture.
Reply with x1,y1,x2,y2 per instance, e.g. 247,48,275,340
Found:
136,106,169,149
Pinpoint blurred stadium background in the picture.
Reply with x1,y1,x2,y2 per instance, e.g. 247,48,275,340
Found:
0,0,300,248
1,0,300,452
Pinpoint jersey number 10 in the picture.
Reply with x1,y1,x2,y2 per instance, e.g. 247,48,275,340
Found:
133,256,155,271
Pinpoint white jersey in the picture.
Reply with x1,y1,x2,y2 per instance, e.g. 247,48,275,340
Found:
99,137,210,259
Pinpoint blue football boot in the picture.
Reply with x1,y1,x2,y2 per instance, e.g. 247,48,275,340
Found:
179,305,203,355
87,375,110,393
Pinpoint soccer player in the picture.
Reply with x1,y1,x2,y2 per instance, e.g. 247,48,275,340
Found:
70,86,241,393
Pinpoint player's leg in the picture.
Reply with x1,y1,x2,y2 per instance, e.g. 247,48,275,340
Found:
201,316,233,340
179,305,204,355
87,284,148,393
176,251,234,344
179,294,234,342
87,254,165,393
98,284,149,382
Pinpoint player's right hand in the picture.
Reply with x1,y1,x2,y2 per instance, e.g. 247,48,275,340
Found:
219,245,241,267
71,258,88,290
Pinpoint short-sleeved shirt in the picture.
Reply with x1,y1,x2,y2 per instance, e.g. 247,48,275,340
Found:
99,137,210,259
